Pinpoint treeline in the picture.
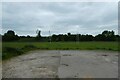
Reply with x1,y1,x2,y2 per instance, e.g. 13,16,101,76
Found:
51,31,119,41
2,30,120,42
2,30,20,41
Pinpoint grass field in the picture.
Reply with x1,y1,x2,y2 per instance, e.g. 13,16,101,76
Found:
2,42,119,50
2,41,119,60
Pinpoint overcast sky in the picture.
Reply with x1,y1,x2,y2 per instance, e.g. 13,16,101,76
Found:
2,2,118,36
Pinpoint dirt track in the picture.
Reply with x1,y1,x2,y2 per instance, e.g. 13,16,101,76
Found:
2,50,118,78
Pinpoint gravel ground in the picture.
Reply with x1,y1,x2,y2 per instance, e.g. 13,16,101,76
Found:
2,50,118,78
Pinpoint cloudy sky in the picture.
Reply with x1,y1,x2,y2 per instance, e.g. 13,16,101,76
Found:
2,2,118,36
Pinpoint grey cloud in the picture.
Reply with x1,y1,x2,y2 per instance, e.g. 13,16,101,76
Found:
2,2,118,36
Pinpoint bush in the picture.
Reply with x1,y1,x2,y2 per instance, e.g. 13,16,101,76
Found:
2,45,38,60
22,45,37,50
3,47,23,54
2,47,23,60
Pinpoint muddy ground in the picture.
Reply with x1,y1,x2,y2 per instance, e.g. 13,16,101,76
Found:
2,50,118,78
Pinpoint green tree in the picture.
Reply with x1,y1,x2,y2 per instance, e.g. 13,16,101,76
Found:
36,30,41,41
3,30,19,41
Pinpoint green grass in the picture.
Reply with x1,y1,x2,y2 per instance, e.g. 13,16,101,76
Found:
2,41,119,60
2,42,119,50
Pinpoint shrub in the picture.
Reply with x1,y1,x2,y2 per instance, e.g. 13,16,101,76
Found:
22,45,38,51
2,47,23,60
23,45,37,49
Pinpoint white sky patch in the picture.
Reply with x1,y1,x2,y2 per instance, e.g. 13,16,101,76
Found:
1,0,119,2
0,2,2,34
2,2,118,36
